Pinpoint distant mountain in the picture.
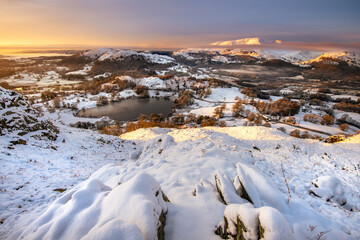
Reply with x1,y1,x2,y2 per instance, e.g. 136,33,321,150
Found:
82,48,174,64
173,48,360,67
211,37,282,46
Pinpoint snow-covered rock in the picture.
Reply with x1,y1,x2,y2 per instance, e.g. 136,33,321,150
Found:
13,173,168,240
310,176,347,205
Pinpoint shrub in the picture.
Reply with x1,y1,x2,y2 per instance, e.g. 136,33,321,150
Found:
0,81,13,90
41,91,57,101
339,123,349,131
149,113,163,123
96,96,109,106
321,115,334,125
247,112,256,121
101,125,123,136
256,98,300,116
254,113,263,126
174,91,194,108
283,116,297,125
213,104,226,119
172,114,185,125
303,114,321,124
136,85,149,98
300,131,310,139
200,117,217,127
333,101,360,114
289,129,301,138
232,100,244,117
263,122,271,128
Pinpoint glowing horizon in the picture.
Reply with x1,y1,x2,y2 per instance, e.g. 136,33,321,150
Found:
1,0,360,50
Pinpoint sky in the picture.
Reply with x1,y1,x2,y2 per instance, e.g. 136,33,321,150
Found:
0,0,360,49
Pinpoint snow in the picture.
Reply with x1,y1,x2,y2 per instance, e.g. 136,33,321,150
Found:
12,173,167,240
82,48,174,64
310,176,346,204
138,77,167,89
172,48,360,66
1,85,360,240
65,64,92,76
204,87,245,102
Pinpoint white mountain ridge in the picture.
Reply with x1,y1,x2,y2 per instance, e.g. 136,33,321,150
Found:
173,48,360,67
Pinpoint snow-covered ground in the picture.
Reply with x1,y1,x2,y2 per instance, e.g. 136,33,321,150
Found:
3,125,359,239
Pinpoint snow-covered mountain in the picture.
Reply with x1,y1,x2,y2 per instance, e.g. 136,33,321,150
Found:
173,48,360,67
211,37,282,46
82,48,175,64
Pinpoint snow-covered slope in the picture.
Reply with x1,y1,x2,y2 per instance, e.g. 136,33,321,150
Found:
83,48,175,64
9,127,360,240
302,51,360,66
173,48,360,66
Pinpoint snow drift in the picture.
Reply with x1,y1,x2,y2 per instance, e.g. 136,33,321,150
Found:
13,173,168,240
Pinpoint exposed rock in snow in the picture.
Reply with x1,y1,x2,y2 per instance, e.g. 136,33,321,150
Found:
0,87,58,141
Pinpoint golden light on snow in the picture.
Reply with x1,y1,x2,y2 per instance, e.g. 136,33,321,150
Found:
120,127,286,143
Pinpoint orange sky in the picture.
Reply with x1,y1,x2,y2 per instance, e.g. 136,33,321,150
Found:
1,0,360,50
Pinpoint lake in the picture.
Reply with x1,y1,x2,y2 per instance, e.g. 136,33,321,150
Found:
77,98,174,121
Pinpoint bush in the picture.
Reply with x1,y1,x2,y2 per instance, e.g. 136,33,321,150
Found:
171,114,185,125
254,113,263,126
101,125,123,136
213,104,226,119
339,123,349,131
232,100,244,117
136,85,149,98
0,81,14,90
96,96,109,106
321,115,334,125
174,91,194,108
247,112,256,121
289,129,301,138
333,101,360,114
303,114,321,124
256,98,300,116
41,91,57,101
283,116,297,125
263,122,271,128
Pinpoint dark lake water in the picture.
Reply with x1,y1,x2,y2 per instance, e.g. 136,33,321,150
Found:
77,98,174,121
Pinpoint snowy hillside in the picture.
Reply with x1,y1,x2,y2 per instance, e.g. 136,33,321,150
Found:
4,124,359,240
173,48,360,67
83,48,175,64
